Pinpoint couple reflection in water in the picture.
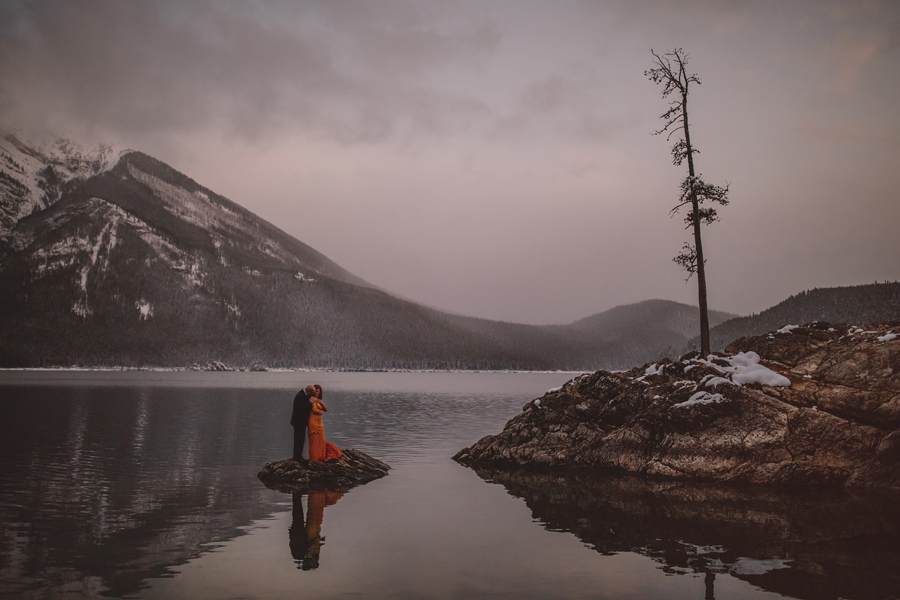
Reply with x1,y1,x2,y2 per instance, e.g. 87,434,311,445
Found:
289,489,342,570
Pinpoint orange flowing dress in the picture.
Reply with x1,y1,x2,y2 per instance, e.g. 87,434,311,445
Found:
307,400,343,461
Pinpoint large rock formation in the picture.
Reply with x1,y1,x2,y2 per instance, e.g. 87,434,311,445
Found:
258,449,390,494
454,322,900,489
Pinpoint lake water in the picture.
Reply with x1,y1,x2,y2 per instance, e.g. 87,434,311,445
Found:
1,371,898,600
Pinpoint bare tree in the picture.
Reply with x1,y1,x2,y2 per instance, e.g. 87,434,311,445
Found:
646,48,729,357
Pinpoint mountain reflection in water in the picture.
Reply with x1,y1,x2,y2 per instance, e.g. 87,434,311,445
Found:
0,384,288,598
473,467,900,600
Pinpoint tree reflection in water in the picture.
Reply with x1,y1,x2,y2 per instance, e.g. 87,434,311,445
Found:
472,467,900,600
289,490,343,570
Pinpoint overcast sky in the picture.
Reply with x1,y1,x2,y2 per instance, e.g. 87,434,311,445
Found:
2,0,898,324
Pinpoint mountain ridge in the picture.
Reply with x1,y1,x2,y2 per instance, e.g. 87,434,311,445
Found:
2,131,896,370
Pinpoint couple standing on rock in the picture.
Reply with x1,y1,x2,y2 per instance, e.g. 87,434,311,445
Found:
291,384,343,463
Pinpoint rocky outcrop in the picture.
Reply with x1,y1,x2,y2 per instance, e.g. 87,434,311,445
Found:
258,449,390,494
454,322,900,489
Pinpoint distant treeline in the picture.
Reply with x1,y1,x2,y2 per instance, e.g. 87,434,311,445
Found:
704,282,900,351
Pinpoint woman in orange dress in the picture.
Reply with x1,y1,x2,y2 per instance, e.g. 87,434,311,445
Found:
307,384,343,462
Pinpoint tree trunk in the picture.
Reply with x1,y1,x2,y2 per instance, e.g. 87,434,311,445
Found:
694,216,711,356
682,89,711,357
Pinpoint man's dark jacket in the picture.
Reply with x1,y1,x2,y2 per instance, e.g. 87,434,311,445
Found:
291,390,313,460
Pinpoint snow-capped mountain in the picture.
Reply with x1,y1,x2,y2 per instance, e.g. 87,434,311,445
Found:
0,133,548,368
0,130,741,369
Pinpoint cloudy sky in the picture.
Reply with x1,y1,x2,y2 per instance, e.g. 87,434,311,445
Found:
2,0,898,324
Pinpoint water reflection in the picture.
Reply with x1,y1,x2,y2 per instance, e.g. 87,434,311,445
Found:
289,490,343,570
0,385,289,598
0,375,543,598
473,467,900,600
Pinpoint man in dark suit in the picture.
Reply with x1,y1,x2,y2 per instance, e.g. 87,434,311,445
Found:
291,385,315,462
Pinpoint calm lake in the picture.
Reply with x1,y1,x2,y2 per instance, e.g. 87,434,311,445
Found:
1,371,898,600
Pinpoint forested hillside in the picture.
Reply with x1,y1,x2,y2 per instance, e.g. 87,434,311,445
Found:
705,282,900,351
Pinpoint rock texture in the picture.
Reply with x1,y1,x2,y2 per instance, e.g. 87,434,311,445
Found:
258,449,390,494
454,322,900,489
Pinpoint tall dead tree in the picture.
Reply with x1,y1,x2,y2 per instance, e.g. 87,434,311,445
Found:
646,48,729,357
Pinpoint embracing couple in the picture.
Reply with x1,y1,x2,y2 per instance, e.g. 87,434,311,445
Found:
291,384,343,463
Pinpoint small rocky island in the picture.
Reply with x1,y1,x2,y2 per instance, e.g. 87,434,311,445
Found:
258,449,391,494
454,322,900,489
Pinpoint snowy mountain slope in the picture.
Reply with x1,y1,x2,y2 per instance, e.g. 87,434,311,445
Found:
12,195,209,319
4,132,896,369
0,131,123,235
0,141,727,369
0,136,563,368
0,133,748,369
21,131,893,370
84,151,373,288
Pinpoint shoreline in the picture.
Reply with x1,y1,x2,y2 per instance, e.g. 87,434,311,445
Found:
0,367,586,374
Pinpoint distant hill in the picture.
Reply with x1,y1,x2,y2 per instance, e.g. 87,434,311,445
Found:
705,282,900,351
559,300,737,369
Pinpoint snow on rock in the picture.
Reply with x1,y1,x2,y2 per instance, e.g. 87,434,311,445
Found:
776,324,799,334
704,376,733,388
726,352,792,387
674,391,724,408
635,363,668,383
687,351,791,388
644,363,664,376
877,332,897,342
136,300,153,320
